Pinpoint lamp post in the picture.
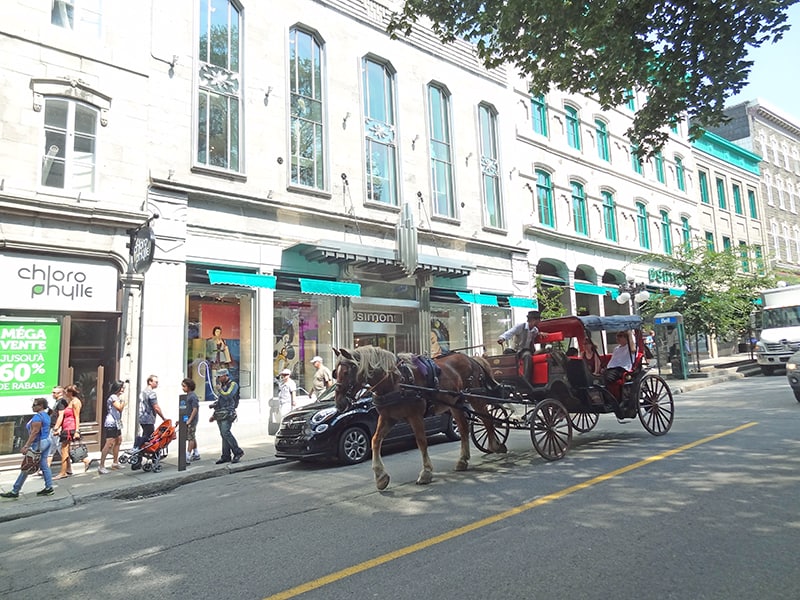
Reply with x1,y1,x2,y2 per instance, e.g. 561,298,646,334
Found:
615,278,650,315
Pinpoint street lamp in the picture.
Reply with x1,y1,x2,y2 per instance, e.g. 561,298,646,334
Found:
615,277,650,314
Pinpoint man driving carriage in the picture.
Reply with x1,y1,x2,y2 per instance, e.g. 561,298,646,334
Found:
497,310,544,381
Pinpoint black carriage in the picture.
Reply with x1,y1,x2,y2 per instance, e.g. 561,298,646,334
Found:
475,314,675,461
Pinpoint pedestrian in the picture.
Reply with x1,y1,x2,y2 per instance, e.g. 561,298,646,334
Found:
182,377,200,462
209,368,244,464
277,368,296,415
310,356,333,400
52,384,91,478
138,374,165,442
1,397,54,498
47,385,67,470
98,380,126,474
497,310,544,380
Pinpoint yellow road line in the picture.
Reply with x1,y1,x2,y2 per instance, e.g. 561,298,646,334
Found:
264,422,757,600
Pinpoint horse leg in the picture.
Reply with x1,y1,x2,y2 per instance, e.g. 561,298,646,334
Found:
452,407,471,471
372,415,394,490
407,413,433,485
474,401,508,454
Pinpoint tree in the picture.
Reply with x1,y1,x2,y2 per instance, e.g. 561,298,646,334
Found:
388,0,797,154
535,276,567,319
635,243,773,345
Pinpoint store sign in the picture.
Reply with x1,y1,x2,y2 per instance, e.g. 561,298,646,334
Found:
1,253,118,312
353,311,405,325
131,226,156,274
648,268,683,287
0,322,61,416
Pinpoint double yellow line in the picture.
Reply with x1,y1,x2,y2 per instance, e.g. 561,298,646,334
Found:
265,422,757,600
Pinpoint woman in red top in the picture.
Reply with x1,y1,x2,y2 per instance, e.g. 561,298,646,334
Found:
52,384,91,478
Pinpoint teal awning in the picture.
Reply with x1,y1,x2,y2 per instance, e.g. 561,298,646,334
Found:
299,278,361,297
508,296,538,309
456,292,498,306
207,270,276,289
669,288,685,297
574,282,608,296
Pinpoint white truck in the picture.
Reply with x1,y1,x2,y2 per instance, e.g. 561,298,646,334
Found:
755,284,800,375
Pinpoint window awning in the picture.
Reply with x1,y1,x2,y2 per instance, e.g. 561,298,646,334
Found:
508,296,538,309
456,292,498,306
207,270,276,289
574,282,609,296
299,278,361,297
290,240,473,280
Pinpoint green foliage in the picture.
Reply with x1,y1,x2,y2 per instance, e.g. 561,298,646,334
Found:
388,0,797,155
635,243,774,339
535,277,568,319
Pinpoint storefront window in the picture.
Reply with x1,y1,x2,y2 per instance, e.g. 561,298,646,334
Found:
482,306,513,353
274,292,334,395
186,289,253,401
430,304,470,356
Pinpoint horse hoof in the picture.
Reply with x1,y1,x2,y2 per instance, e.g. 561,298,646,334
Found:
496,444,508,454
376,473,390,490
416,471,433,485
455,460,468,471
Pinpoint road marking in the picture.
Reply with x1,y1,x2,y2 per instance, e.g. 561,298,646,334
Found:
263,422,757,600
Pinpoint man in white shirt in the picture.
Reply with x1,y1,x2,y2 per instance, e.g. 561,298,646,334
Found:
497,310,543,380
604,331,634,383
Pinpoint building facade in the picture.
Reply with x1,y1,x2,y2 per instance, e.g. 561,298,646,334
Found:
0,0,767,465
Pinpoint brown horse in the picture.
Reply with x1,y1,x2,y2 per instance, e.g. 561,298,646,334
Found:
333,346,507,490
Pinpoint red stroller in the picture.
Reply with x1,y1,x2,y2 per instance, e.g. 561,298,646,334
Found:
119,420,177,473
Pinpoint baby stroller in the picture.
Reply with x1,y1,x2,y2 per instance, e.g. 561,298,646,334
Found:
119,420,177,473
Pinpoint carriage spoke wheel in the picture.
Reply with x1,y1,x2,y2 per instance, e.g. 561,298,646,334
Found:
637,374,674,436
530,399,572,461
569,411,599,433
470,404,510,454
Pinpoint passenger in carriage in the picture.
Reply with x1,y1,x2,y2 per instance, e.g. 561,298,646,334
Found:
603,331,635,384
497,310,543,381
581,335,603,376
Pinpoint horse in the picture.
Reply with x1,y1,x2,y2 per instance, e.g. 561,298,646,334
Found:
333,346,507,490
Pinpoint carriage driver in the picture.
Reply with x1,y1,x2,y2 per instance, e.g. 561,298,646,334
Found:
497,310,544,381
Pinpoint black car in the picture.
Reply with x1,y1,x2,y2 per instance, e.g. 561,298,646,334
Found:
274,384,461,465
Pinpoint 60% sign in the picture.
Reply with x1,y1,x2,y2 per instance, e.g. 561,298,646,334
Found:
0,362,46,382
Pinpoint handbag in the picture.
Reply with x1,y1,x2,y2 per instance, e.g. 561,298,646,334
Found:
213,409,233,422
69,441,89,463
20,449,42,475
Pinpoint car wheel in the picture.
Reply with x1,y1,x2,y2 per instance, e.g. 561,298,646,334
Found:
338,426,371,465
443,414,461,441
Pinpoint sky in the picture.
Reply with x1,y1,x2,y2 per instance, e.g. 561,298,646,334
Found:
727,3,800,121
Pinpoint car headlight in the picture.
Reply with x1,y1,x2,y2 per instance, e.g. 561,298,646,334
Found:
310,406,338,426
787,363,798,371
755,342,766,352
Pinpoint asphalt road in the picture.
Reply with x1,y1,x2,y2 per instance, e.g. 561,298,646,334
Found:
1,376,798,600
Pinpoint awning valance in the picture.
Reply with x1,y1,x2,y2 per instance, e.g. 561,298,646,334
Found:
456,292,498,306
207,270,276,289
299,278,361,297
508,296,538,309
574,282,609,296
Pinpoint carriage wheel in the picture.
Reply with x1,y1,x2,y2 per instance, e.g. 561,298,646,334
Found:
636,374,674,436
470,404,510,454
569,411,599,433
530,399,572,461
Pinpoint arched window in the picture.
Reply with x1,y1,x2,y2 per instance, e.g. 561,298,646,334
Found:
363,57,398,205
531,94,548,136
571,181,588,235
289,27,325,189
660,210,672,255
535,170,554,227
428,83,455,217
601,191,617,242
636,202,650,249
674,156,685,191
565,105,581,150
478,103,503,228
595,119,609,161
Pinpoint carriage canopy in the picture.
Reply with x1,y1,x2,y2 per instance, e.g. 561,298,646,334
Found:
537,315,643,338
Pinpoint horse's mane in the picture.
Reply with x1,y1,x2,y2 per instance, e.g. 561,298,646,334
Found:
354,346,398,382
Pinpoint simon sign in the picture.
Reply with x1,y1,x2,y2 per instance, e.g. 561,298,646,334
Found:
0,252,118,312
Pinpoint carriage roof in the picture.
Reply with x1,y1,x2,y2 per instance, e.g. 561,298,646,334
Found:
537,314,643,337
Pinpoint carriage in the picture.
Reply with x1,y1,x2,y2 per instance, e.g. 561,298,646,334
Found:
476,314,675,461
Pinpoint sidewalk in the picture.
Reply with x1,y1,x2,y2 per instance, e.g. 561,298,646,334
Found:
0,355,762,523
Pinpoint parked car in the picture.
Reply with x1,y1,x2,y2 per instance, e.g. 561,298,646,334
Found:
786,350,800,402
274,384,461,465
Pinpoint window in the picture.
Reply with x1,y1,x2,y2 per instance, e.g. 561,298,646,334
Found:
698,170,710,204
571,182,588,235
732,183,743,215
595,119,610,161
660,210,672,255
363,58,398,205
41,98,98,191
739,241,749,273
681,217,691,246
654,152,665,184
755,245,764,273
675,156,685,191
289,28,325,189
748,189,758,219
722,236,732,252
716,177,727,209
625,90,636,111
601,191,617,242
565,105,581,150
536,170,554,227
636,202,650,249
478,104,503,228
531,94,548,136
428,84,455,217
51,0,101,37
631,145,643,175
197,0,241,171
705,231,715,251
